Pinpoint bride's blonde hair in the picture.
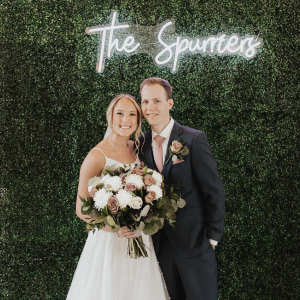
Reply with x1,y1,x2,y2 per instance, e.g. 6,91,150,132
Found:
106,94,143,151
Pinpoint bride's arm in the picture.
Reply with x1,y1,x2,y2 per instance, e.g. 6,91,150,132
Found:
75,151,105,224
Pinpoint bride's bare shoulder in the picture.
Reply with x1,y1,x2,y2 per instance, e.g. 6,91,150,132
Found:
81,142,106,172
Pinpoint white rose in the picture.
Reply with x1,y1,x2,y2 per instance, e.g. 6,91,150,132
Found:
130,197,143,209
147,185,163,200
94,189,113,210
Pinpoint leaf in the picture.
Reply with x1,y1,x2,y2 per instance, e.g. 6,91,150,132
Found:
95,215,105,224
82,205,91,212
169,193,179,200
106,215,115,225
172,155,178,162
162,196,171,206
103,205,110,216
172,202,179,212
138,221,145,231
128,211,137,221
177,198,186,208
166,206,175,218
110,224,120,232
144,165,148,174
96,183,104,189
86,224,94,231
155,200,164,209
180,146,189,156
140,205,150,217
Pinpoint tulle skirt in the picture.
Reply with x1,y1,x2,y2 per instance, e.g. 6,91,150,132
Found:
66,229,169,300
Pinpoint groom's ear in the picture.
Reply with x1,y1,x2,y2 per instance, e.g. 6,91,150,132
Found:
168,98,174,109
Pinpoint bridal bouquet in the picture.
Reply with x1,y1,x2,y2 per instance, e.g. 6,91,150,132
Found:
79,162,186,259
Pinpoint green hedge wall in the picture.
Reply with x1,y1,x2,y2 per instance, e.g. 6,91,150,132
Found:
1,0,299,299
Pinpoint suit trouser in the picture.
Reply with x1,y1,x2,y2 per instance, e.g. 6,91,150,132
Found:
157,230,218,300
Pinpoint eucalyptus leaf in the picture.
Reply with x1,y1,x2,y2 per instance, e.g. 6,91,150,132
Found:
95,215,105,224
82,205,91,212
140,205,150,217
106,215,115,225
180,146,189,156
155,200,164,209
172,155,178,162
162,196,171,206
129,211,137,221
172,203,179,212
138,221,145,231
110,225,120,232
166,206,175,217
177,198,186,208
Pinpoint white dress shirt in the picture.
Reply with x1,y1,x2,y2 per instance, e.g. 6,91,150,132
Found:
151,117,218,247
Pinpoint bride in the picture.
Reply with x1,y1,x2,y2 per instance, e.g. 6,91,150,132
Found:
66,94,169,300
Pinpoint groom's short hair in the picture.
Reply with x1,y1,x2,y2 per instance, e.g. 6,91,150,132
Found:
140,77,172,100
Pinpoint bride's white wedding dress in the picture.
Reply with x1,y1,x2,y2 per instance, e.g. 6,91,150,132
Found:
66,149,169,300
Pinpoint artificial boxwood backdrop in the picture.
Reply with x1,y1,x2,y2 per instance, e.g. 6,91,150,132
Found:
1,0,299,299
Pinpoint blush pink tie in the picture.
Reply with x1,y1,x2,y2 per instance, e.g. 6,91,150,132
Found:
154,135,165,173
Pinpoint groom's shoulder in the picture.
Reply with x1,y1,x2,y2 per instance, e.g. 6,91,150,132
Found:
177,122,206,139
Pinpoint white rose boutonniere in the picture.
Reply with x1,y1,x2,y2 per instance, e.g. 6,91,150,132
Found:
165,140,189,165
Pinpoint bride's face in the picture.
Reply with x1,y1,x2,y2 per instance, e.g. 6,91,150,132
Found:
111,98,138,137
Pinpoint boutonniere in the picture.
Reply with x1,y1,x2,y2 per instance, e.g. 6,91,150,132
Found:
165,140,189,165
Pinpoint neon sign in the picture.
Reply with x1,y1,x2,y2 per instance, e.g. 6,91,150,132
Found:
86,11,263,73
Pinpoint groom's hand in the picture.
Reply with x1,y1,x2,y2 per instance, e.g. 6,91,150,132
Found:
210,244,216,250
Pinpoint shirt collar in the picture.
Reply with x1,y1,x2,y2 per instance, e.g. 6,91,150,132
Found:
152,117,174,141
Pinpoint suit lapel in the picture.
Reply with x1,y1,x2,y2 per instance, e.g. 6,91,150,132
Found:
161,120,183,180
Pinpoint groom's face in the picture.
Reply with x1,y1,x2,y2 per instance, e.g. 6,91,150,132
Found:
141,84,173,133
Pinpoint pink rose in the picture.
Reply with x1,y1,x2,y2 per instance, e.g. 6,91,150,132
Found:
131,168,145,175
145,191,156,204
171,141,183,153
143,174,156,186
125,183,137,192
107,195,120,214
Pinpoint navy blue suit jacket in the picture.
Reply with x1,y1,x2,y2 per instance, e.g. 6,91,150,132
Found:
138,120,226,258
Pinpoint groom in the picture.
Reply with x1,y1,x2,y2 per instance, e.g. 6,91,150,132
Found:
138,77,226,300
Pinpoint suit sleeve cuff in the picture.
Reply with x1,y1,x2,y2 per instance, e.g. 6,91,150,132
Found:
209,239,218,246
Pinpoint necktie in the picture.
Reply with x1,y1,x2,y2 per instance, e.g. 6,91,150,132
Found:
154,135,165,173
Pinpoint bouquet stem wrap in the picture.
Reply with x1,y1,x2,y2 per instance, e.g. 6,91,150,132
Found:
128,236,148,259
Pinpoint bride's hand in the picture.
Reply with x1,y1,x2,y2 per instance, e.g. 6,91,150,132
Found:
116,226,139,238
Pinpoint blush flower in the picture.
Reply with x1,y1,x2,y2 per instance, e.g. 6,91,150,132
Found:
125,183,137,192
130,197,143,209
144,174,156,186
107,195,120,214
171,141,183,153
147,185,163,200
145,191,156,204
